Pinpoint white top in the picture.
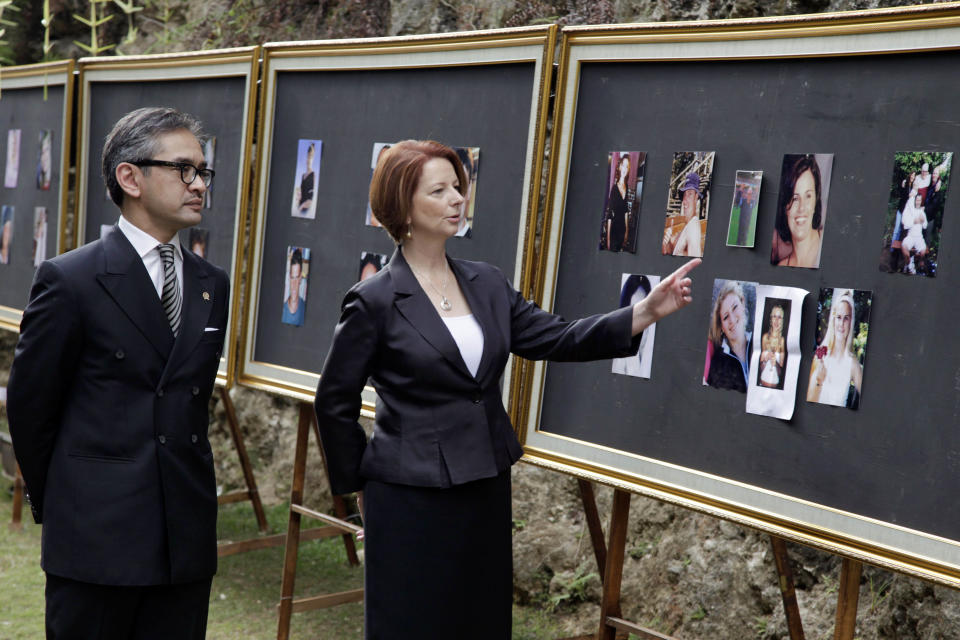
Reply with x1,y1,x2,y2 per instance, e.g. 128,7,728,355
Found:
441,313,484,378
117,216,184,298
818,351,853,406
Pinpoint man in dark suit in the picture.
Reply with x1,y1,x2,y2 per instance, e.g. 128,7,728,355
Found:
8,107,229,639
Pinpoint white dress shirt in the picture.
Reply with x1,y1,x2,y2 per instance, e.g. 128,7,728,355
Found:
117,216,184,298
441,313,484,378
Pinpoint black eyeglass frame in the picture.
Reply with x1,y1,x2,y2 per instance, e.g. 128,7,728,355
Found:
129,159,215,187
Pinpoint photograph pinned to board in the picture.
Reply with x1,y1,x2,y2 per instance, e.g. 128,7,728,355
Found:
32,206,47,267
0,205,13,264
188,227,209,260
806,287,872,410
358,250,390,282
36,130,52,190
611,273,660,378
291,139,322,219
4,129,21,189
202,137,215,209
703,278,756,393
599,151,645,253
879,151,952,277
662,151,714,258
364,142,392,227
726,170,762,247
281,245,311,327
745,286,809,419
454,146,480,238
770,153,834,269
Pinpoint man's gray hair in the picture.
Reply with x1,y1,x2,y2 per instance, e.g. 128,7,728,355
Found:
101,107,205,206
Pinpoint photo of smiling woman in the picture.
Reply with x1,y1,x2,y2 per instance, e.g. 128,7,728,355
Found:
703,278,756,392
807,287,872,410
757,298,790,390
771,153,834,268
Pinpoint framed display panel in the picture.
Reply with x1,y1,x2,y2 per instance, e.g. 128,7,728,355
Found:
75,48,260,386
524,5,960,587
0,60,74,332
240,26,557,408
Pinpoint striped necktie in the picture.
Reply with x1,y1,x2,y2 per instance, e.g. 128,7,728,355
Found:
157,243,182,337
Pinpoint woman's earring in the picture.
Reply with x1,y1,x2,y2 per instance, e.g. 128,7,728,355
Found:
406,225,412,239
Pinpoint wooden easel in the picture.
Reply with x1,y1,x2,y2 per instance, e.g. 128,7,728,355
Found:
276,401,363,640
571,481,863,640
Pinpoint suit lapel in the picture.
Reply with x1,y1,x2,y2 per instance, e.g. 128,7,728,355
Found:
96,226,175,359
391,248,473,379
161,249,214,385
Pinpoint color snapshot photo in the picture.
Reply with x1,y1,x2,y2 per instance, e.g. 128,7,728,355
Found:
770,153,834,269
726,170,762,247
878,151,952,277
599,151,645,254
359,251,389,282
662,151,714,258
291,139,322,219
611,273,660,378
36,130,52,190
281,246,311,327
806,288,872,410
703,278,756,393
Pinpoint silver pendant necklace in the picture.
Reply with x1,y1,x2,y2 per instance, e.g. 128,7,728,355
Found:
410,264,452,311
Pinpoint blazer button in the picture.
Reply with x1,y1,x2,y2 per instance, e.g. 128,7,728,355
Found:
115,349,125,360
192,386,200,396
158,435,166,444
473,394,481,404
157,388,164,397
191,434,198,443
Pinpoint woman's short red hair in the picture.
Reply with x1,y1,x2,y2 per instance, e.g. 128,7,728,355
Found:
369,140,467,243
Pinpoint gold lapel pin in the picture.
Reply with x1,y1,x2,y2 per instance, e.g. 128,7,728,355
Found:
202,291,211,301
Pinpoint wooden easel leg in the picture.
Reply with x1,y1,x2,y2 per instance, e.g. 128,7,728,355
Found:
833,558,862,640
578,479,607,581
9,463,23,531
277,403,312,640
219,386,269,533
308,411,359,567
598,489,631,640
769,536,805,640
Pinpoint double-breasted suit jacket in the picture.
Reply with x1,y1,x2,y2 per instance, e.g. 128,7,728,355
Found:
8,225,229,586
315,248,641,496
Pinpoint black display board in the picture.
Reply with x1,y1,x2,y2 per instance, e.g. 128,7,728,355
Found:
524,9,960,586
75,49,260,385
240,28,556,402
0,61,73,332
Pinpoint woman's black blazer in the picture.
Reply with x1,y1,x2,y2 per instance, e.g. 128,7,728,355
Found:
315,247,641,495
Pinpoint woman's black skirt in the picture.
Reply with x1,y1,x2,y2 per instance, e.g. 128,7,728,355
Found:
362,470,512,640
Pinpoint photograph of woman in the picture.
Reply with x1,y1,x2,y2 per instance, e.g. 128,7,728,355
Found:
314,139,700,639
35,130,52,191
599,151,644,253
4,129,20,189
358,250,389,282
0,205,13,264
611,273,660,378
807,288,871,410
202,137,215,209
365,142,392,227
32,206,46,268
879,151,952,277
291,139,321,219
454,146,480,238
771,153,833,268
757,299,789,390
703,279,755,393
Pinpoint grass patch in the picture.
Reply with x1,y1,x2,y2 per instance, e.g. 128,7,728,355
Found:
1,480,564,639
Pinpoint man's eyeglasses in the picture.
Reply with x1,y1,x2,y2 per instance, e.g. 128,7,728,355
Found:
129,159,215,187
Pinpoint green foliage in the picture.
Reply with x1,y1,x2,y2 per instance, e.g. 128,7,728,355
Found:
547,564,598,611
868,572,894,612
753,615,768,636
688,605,707,621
